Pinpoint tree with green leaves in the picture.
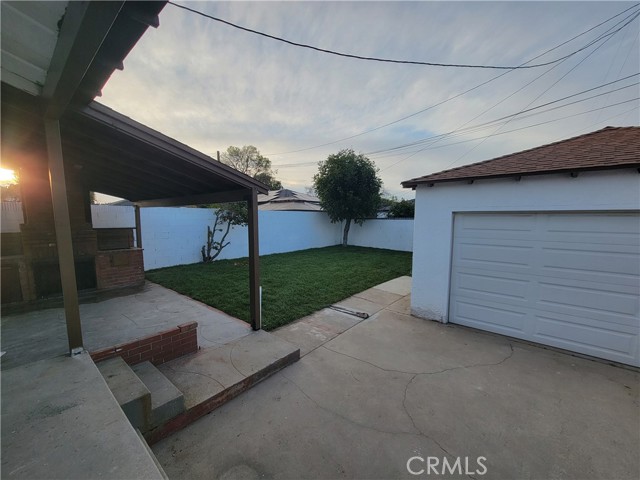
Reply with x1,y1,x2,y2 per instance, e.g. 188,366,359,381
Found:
388,199,415,218
221,145,282,190
201,202,247,263
313,149,382,246
201,145,282,261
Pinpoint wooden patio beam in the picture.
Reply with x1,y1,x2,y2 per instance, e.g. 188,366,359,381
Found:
246,188,261,330
45,120,83,353
44,2,125,119
134,205,143,249
135,189,250,208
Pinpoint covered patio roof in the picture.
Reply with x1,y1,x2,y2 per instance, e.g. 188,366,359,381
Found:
2,84,268,205
1,0,266,355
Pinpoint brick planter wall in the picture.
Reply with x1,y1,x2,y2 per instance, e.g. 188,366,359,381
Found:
90,321,198,365
95,248,144,290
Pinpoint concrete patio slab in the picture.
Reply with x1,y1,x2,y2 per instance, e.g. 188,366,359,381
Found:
353,286,403,306
153,278,640,480
272,280,416,358
1,281,251,370
386,294,411,315
333,294,386,316
1,353,165,479
371,275,412,296
273,308,362,356
159,330,300,409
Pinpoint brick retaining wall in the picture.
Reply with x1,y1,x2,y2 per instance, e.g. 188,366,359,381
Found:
90,321,198,365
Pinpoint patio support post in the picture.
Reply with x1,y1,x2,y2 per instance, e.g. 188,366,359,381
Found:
134,205,143,249
45,119,84,353
246,188,261,330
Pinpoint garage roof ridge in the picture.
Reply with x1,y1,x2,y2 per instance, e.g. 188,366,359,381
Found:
402,126,640,188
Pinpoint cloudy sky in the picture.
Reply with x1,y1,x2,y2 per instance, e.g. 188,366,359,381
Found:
100,1,640,199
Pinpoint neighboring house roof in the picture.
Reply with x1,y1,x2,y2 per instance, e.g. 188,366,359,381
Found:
258,189,322,211
402,126,640,189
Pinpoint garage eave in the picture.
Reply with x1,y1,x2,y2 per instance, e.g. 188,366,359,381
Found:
402,163,640,189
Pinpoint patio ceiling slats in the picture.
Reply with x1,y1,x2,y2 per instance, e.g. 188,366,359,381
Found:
59,103,268,203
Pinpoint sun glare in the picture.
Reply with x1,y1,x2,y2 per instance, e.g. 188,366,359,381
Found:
0,168,18,187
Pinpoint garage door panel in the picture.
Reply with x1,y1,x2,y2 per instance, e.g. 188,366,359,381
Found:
543,214,640,246
537,281,639,327
533,315,638,365
450,213,640,366
455,214,536,241
540,244,640,286
455,243,535,276
455,271,531,302
452,300,528,335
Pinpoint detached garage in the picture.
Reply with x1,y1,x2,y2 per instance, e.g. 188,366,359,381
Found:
403,127,640,366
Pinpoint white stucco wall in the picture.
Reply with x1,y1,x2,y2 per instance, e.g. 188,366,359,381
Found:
259,211,342,255
2,202,413,269
410,169,640,322
91,205,135,228
140,208,344,270
348,219,413,251
1,202,24,232
140,207,217,270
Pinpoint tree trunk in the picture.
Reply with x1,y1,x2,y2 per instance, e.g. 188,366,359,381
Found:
342,219,351,246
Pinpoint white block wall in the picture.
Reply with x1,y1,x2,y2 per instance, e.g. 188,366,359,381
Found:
91,205,135,228
2,202,414,270
137,209,413,270
1,202,23,232
140,207,217,269
347,219,413,251
410,169,640,322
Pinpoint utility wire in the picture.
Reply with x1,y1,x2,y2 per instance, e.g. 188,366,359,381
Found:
168,1,639,70
275,78,639,167
373,98,639,162
437,12,637,172
593,29,639,124
267,4,640,158
378,12,639,173
275,98,639,167
364,74,638,157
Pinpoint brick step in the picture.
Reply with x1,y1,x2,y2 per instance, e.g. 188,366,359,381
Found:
132,361,186,429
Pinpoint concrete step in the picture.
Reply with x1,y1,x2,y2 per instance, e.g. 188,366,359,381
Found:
146,330,300,444
96,356,151,431
132,361,185,429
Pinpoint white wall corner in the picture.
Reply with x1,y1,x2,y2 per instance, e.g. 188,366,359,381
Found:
410,306,447,323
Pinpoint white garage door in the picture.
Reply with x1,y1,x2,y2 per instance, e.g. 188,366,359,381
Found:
449,213,640,366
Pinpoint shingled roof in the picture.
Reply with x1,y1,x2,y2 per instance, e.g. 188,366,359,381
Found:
402,126,640,189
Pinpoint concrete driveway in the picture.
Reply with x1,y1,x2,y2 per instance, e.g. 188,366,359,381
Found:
153,278,639,479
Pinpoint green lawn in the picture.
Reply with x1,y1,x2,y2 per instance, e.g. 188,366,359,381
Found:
146,246,412,330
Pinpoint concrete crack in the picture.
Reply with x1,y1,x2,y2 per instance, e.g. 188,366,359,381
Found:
402,374,456,459
162,363,226,390
228,343,246,378
280,372,417,437
322,342,515,377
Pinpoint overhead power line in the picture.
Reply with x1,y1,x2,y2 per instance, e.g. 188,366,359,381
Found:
266,3,640,157
364,76,639,157
274,98,639,168
169,1,638,70
275,82,638,167
436,13,637,172
376,10,638,173
377,97,640,162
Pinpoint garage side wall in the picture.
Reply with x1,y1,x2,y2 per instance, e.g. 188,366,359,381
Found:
411,169,640,322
